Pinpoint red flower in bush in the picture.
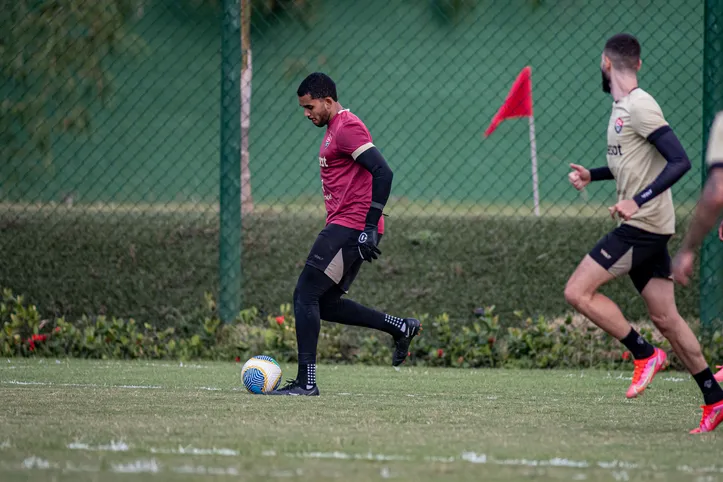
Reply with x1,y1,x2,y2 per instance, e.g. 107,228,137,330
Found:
487,336,495,346
54,327,61,333
235,356,241,363
437,348,444,358
457,356,464,364
275,316,285,325
622,351,630,361
27,334,48,351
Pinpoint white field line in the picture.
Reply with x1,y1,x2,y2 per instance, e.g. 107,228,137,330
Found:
65,440,239,457
172,464,240,475
662,377,688,382
1,380,162,389
111,459,161,473
3,381,46,385
150,446,239,456
116,385,163,389
0,380,200,390
178,362,207,369
68,441,129,452
22,456,52,469
10,449,723,478
11,456,242,477
262,450,723,476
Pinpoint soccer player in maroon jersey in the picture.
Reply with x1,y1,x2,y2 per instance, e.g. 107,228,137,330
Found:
269,73,421,396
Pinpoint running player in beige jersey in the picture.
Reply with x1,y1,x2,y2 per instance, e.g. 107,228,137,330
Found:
565,33,723,433
673,111,723,284
672,112,723,426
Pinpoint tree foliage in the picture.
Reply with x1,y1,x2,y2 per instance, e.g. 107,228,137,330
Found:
0,0,142,165
1,0,541,167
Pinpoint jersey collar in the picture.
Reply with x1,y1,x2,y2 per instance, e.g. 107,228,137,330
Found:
328,108,350,128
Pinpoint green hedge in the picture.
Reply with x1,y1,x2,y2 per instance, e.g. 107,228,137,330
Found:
3,287,721,371
0,210,701,326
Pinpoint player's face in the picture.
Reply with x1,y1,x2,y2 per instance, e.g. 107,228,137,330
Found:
298,94,332,127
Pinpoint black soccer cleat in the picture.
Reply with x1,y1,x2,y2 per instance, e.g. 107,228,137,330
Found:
267,379,320,396
392,318,421,367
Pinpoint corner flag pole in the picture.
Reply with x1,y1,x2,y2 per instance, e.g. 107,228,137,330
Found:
484,66,539,217
529,115,540,217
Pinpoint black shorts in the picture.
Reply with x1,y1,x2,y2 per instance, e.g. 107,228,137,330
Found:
589,224,672,293
306,223,382,293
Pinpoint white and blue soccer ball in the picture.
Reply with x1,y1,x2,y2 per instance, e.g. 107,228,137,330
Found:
241,355,282,394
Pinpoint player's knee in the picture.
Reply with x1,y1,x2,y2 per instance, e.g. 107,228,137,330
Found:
294,268,328,307
294,284,317,307
564,283,584,309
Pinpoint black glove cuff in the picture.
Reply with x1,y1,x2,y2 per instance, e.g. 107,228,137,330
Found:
365,207,383,227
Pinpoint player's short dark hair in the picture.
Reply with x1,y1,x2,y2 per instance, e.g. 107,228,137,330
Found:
297,72,338,101
604,33,641,71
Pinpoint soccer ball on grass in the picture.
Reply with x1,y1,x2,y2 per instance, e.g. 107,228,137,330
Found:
241,355,282,394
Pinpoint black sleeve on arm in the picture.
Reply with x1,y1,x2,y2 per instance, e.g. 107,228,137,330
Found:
590,167,614,181
632,126,692,207
354,146,393,226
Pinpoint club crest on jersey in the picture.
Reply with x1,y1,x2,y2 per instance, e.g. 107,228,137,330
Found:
324,135,332,149
615,117,624,134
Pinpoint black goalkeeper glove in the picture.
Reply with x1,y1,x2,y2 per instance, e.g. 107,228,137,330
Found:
357,224,381,262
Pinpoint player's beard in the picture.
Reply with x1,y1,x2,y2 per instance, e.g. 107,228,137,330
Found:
601,68,611,94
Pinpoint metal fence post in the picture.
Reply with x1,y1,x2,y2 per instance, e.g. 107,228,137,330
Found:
219,0,242,323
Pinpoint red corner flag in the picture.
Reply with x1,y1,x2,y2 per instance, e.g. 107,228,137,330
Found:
484,66,533,137
483,66,540,217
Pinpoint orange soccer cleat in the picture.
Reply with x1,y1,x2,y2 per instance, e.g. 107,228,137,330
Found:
691,400,723,434
626,348,668,399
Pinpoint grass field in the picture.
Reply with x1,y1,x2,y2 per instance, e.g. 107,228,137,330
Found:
1,359,722,481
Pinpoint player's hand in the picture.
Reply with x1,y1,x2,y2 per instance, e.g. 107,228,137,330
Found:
608,199,639,221
672,249,695,286
568,164,591,191
358,224,381,262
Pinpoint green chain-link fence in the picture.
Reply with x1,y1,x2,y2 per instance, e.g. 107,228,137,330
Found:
1,0,721,328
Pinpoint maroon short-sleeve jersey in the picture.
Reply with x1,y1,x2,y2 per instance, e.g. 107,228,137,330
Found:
318,109,385,234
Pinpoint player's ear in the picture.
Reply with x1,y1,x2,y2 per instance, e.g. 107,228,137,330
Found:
636,58,642,72
324,97,334,109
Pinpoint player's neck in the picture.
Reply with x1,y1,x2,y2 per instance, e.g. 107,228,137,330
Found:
611,72,638,102
327,102,343,123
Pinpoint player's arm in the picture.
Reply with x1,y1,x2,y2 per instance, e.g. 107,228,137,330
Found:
352,144,393,226
337,122,392,261
672,113,723,285
631,126,691,206
590,167,615,181
629,98,691,207
680,113,723,251
680,167,723,252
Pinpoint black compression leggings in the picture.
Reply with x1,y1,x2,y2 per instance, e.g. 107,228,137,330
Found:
293,265,400,364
